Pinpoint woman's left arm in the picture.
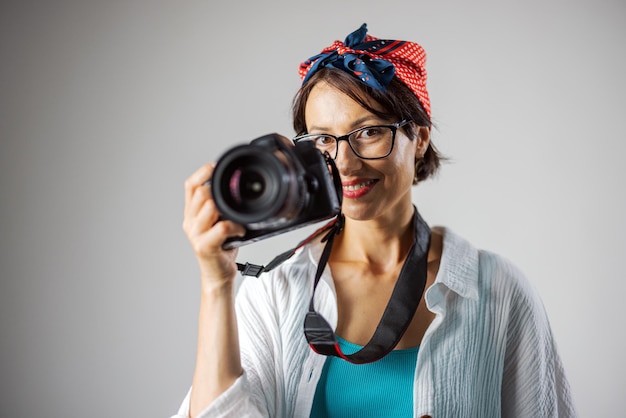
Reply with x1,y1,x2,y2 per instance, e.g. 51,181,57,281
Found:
500,270,578,418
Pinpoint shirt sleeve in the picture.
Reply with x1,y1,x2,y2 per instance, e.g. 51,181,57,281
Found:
499,261,578,418
171,372,265,418
171,272,287,418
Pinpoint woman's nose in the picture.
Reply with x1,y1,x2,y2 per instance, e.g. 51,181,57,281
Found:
334,140,362,173
334,139,358,163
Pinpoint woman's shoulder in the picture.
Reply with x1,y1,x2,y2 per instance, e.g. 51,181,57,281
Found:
437,227,541,304
436,227,551,338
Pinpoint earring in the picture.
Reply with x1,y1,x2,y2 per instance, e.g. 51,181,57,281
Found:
413,156,425,185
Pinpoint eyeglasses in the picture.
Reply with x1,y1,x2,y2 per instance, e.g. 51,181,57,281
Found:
293,120,411,160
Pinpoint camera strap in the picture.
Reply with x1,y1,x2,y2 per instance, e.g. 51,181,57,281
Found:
304,208,431,364
237,208,430,364
234,152,430,363
235,217,343,278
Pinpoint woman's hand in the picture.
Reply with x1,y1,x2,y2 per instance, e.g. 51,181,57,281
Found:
184,162,246,415
182,162,246,289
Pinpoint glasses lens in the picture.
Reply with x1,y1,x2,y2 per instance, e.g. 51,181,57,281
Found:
296,125,396,159
349,126,394,158
298,135,337,157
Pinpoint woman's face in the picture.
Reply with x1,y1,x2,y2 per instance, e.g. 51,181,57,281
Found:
304,81,429,223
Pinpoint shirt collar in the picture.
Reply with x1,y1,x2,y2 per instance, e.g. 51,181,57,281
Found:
427,227,480,309
305,225,481,307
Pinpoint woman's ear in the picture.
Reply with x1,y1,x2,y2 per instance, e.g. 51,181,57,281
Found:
415,126,431,158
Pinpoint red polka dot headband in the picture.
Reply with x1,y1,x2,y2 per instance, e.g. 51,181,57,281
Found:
298,23,431,117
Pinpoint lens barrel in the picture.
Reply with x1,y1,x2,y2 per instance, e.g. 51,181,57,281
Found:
212,144,304,229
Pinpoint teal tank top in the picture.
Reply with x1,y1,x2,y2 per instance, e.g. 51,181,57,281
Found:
309,336,419,418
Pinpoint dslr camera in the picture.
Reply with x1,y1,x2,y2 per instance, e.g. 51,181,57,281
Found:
211,133,342,249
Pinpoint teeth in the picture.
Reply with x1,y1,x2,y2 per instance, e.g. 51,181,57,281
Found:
343,180,375,191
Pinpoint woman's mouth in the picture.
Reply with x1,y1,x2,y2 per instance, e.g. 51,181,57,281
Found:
342,179,378,199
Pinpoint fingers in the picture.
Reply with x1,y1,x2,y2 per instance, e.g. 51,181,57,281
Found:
183,162,246,254
189,218,246,265
186,194,217,237
187,162,215,188
184,162,215,220
203,220,246,251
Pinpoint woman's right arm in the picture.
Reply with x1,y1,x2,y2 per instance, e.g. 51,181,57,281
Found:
182,162,247,417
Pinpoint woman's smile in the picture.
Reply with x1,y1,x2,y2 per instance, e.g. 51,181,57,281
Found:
341,178,378,199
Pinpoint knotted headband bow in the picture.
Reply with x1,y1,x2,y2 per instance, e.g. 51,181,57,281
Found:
298,23,431,117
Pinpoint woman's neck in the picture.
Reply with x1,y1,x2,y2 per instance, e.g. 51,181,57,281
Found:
331,207,415,271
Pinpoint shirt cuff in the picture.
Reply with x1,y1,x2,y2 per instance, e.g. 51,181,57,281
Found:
172,372,262,418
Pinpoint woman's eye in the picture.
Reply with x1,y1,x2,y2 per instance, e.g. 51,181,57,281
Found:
315,136,334,146
360,128,381,139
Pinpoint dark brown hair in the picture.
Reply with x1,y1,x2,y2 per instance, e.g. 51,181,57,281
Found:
292,68,443,182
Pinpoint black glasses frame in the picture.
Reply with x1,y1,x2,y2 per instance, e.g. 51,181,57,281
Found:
293,119,411,160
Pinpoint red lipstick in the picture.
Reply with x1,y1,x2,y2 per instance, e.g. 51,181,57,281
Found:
341,179,378,199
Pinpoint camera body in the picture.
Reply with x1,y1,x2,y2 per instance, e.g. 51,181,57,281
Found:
211,133,342,248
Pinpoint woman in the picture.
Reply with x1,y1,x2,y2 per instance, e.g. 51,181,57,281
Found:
174,24,576,418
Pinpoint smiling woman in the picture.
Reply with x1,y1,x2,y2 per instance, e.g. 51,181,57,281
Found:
172,23,578,418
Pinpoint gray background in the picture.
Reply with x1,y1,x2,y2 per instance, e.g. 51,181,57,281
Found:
1,0,624,417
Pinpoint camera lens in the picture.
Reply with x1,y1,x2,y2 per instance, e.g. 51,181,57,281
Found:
212,144,305,228
229,168,266,205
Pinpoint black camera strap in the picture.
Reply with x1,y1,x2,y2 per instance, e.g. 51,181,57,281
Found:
234,151,430,363
304,208,430,364
235,218,342,277
238,208,430,364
